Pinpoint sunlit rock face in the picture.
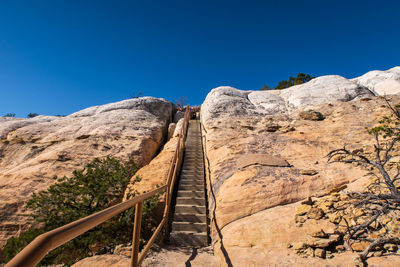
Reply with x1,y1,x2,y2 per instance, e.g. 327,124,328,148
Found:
0,97,174,248
123,118,185,200
201,75,373,123
352,66,400,95
200,67,400,266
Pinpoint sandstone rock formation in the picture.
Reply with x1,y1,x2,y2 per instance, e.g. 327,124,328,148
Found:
71,255,130,267
0,97,174,248
201,75,373,123
352,66,400,95
200,68,400,266
123,118,184,200
72,245,219,267
4,66,400,266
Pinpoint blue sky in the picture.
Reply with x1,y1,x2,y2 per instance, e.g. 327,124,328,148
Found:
1,0,399,117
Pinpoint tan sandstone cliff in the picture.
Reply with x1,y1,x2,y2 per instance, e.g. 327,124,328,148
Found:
0,97,174,248
6,66,400,266
200,66,400,266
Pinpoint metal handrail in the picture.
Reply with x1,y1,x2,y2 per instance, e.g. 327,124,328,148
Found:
6,105,191,267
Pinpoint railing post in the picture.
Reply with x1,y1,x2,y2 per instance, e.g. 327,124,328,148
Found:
131,201,143,267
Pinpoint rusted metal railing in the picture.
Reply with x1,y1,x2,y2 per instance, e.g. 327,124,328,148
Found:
6,105,191,267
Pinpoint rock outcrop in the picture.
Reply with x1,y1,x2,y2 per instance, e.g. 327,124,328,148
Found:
352,66,400,95
4,66,400,266
0,97,174,248
201,75,373,123
71,255,130,267
123,118,184,200
72,245,219,267
200,67,400,266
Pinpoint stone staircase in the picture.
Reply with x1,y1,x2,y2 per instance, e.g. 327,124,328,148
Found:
169,119,209,247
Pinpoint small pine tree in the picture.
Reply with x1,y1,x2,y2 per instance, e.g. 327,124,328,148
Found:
27,113,39,118
275,73,315,89
260,85,271,91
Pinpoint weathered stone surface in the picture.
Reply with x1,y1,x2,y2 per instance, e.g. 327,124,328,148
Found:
310,229,328,238
141,245,219,267
306,234,340,248
72,255,130,267
201,75,374,123
236,154,290,169
299,110,325,121
0,97,174,248
314,248,326,258
123,119,184,200
300,169,319,176
279,75,372,109
296,205,312,216
352,66,400,95
306,208,324,220
201,94,389,237
215,242,400,266
351,241,370,252
384,244,398,252
201,67,400,266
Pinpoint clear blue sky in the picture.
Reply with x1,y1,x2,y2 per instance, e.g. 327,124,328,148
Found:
1,0,399,117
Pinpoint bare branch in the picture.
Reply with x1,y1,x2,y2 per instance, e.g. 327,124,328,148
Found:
360,237,400,262
384,97,400,120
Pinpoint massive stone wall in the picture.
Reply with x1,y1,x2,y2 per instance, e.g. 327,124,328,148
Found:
200,67,400,266
0,97,174,248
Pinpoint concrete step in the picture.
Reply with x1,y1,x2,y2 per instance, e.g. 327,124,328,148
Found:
183,158,203,161
178,184,204,191
169,231,208,247
176,197,205,206
181,167,204,172
183,157,203,161
181,164,204,169
173,213,206,223
180,173,204,179
182,167,204,171
170,119,208,247
180,175,204,181
183,156,203,160
181,165,204,169
180,174,204,179
179,176,204,182
177,190,204,198
172,222,207,232
179,178,204,184
179,180,204,187
174,205,206,214
180,168,204,173
182,158,203,162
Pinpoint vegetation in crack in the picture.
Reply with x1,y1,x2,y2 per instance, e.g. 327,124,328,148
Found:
327,98,400,265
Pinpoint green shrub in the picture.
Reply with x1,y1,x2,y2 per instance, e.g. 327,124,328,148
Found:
275,73,315,89
1,157,160,266
27,113,39,118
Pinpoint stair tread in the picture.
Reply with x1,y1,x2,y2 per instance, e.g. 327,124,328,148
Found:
177,192,204,194
173,222,207,226
175,204,205,207
174,212,206,215
177,197,204,200
171,119,208,247
171,230,207,235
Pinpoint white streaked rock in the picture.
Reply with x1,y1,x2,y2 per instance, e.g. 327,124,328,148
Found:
352,66,400,95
